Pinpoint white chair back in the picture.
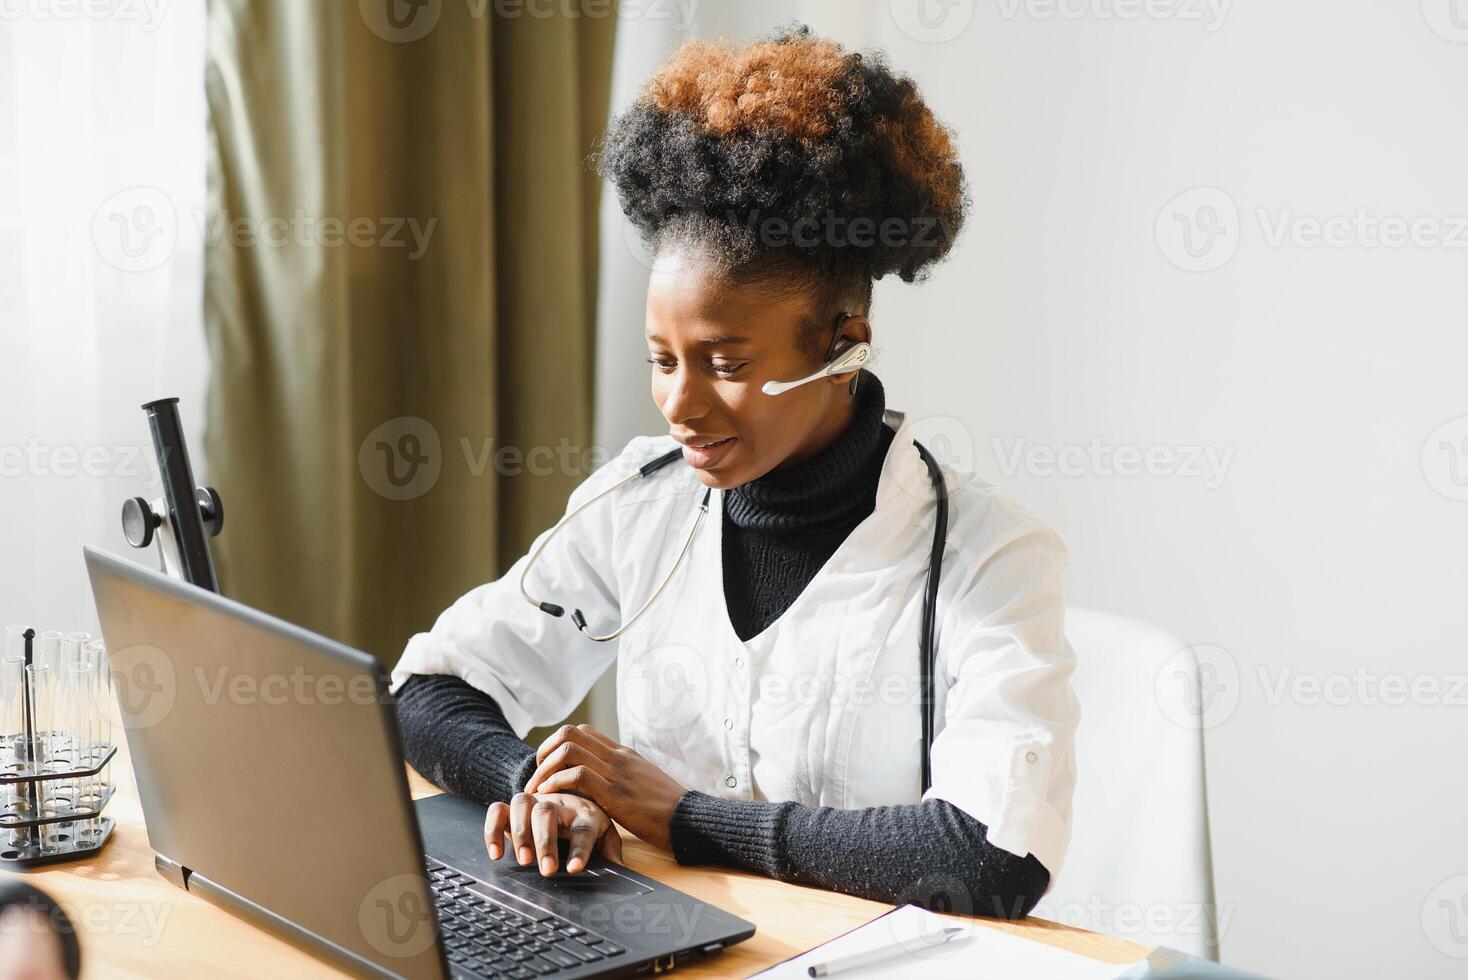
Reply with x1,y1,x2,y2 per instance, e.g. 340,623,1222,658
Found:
1034,607,1220,960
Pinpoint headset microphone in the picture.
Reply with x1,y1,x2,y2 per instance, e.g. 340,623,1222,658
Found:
762,311,872,396
760,342,871,395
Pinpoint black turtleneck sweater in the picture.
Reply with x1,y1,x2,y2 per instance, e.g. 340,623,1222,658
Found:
395,373,1050,917
722,372,896,640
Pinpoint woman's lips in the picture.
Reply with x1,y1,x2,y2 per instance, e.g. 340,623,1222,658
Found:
680,436,737,469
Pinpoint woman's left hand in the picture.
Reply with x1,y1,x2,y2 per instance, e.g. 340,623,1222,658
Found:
523,724,687,852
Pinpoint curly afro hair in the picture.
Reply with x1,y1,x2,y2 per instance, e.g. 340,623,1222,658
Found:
593,23,970,351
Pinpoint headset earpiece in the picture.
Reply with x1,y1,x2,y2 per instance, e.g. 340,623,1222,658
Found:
825,313,862,395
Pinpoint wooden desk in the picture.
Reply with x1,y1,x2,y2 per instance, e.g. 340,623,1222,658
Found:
9,740,1152,978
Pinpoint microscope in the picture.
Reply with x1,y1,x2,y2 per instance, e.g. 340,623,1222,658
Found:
119,397,224,591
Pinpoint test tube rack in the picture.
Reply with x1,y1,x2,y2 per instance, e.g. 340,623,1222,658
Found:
1,631,117,868
0,746,118,868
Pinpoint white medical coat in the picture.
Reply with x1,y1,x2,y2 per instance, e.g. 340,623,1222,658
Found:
389,409,1079,879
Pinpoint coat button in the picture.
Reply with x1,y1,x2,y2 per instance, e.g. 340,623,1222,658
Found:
724,775,737,788
734,657,744,669
723,718,733,730
1025,751,1039,764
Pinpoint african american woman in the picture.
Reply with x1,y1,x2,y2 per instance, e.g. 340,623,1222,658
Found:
389,24,1078,921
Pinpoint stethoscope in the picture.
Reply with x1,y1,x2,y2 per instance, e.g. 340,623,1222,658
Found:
519,315,950,793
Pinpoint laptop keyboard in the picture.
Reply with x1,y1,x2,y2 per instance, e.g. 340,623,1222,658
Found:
426,857,628,979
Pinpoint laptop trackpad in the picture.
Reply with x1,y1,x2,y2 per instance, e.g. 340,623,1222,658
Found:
495,857,653,901
414,793,653,907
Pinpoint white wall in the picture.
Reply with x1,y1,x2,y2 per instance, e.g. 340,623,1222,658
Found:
0,8,208,639
596,3,1468,977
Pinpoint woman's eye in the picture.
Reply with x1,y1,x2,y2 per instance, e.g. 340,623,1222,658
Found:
644,357,744,378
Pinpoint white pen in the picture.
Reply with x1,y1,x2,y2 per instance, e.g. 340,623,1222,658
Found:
805,925,967,977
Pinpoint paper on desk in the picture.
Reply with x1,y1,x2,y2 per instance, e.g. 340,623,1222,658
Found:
751,903,1144,980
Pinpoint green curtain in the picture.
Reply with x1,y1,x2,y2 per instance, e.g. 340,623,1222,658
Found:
203,0,617,717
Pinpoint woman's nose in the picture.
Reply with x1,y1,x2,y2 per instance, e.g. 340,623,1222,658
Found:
658,366,712,424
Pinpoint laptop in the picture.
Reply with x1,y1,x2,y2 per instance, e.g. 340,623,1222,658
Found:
84,547,755,979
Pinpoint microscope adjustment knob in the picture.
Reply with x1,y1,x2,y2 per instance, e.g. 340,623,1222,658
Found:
197,486,225,538
122,497,160,548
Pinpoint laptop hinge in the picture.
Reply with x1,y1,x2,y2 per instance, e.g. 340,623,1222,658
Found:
154,852,192,891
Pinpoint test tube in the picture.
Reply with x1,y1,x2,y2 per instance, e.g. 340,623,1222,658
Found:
35,631,62,672
60,633,89,668
84,640,111,818
31,632,64,800
3,637,35,847
2,629,27,767
23,663,56,851
83,641,110,759
54,632,85,764
57,656,91,819
0,656,24,805
67,660,95,842
47,672,72,842
19,663,50,765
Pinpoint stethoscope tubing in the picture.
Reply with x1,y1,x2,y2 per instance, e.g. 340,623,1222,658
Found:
519,439,949,794
912,440,949,795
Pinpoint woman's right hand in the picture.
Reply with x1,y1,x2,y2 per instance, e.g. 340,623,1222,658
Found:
484,791,624,876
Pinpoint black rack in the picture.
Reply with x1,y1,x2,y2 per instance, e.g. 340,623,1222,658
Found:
1,629,117,868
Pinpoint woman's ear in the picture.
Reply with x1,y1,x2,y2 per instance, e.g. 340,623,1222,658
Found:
841,313,873,350
823,312,872,358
